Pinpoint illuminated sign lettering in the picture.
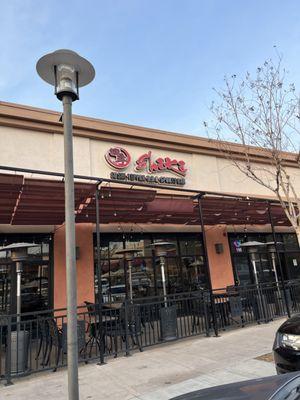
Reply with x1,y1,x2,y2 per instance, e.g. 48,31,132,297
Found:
110,172,185,186
105,147,131,169
105,147,187,176
135,151,187,176
105,147,187,186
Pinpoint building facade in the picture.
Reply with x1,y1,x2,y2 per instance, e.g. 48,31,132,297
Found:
0,101,300,315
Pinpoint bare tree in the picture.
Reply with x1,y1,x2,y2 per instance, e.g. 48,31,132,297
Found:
205,57,300,245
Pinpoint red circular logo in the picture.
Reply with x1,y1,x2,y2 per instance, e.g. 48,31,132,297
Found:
105,147,131,169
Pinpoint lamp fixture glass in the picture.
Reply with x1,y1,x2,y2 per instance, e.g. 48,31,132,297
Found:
56,64,77,99
36,49,95,101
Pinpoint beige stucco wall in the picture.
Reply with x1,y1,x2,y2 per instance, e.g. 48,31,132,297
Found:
54,223,95,310
1,124,300,198
205,225,235,289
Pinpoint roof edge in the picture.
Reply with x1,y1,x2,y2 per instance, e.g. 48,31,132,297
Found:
0,100,298,164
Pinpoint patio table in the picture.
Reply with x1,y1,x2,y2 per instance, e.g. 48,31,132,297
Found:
84,314,120,357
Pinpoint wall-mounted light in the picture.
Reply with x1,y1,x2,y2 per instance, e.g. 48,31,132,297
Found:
75,246,80,260
215,243,224,254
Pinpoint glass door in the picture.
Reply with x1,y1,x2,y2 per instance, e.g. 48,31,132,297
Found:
21,260,49,313
255,252,276,283
283,252,300,280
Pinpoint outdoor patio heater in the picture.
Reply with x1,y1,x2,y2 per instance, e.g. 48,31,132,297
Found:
147,241,177,341
36,49,95,400
115,248,142,302
239,241,266,286
265,242,282,288
147,241,175,304
0,242,40,322
239,241,266,321
0,242,39,375
188,259,204,288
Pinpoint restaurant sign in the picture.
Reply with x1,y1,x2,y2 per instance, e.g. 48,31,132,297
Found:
105,147,187,186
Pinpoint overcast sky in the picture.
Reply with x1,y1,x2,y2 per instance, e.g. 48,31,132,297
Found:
1,0,300,137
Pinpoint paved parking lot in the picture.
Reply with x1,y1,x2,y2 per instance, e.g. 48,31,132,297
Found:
1,318,285,400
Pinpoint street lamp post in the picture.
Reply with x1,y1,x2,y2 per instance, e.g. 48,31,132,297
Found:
36,49,95,400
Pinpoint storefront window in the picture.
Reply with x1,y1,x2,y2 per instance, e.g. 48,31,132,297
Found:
179,235,203,256
131,256,154,298
284,253,300,280
109,240,124,258
0,234,52,315
94,232,206,301
102,236,125,303
283,234,299,251
229,232,300,285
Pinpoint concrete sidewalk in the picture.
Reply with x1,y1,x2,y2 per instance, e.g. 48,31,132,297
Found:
1,318,285,400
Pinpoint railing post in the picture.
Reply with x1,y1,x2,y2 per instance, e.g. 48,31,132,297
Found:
257,283,268,323
203,291,211,337
95,185,105,365
268,202,291,318
197,195,218,337
124,300,131,357
5,315,13,386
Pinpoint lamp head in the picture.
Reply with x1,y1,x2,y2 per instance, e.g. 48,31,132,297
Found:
36,49,95,101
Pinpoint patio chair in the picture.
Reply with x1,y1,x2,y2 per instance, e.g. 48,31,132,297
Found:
35,317,50,366
190,292,209,334
127,306,143,351
226,286,245,327
105,304,143,357
84,301,106,359
45,319,63,372
84,301,98,333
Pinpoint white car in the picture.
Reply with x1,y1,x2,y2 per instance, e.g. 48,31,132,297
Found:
95,278,109,295
104,284,126,303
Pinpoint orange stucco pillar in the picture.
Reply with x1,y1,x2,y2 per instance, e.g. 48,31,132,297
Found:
205,225,235,290
53,223,95,310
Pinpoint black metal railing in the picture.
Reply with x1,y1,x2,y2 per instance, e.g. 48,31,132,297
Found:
211,280,300,332
131,290,210,347
1,280,300,384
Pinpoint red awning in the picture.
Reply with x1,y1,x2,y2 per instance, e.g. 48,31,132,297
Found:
146,198,194,214
0,172,291,227
0,174,23,224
